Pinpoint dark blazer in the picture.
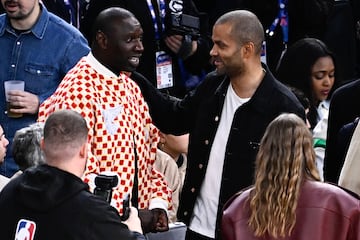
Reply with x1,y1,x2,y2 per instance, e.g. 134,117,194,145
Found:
335,117,360,173
324,79,360,183
132,64,305,238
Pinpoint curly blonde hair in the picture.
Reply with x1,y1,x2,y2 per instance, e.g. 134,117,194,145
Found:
248,113,320,237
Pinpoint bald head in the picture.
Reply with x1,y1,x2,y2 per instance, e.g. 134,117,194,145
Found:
91,7,135,43
90,7,143,74
215,10,264,55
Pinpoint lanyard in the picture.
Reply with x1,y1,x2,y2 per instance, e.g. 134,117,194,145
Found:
266,0,289,44
146,0,166,40
64,0,77,27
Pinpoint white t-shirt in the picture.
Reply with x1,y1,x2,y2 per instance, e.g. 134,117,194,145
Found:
189,84,250,238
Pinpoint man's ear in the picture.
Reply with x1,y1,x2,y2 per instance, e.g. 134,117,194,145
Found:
79,142,88,159
242,42,255,58
96,31,108,49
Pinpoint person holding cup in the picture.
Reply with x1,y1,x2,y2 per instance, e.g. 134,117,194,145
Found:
0,0,90,177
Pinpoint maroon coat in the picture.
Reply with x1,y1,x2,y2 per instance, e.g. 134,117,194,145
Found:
222,180,360,240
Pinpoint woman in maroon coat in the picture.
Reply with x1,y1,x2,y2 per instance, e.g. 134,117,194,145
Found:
222,113,360,240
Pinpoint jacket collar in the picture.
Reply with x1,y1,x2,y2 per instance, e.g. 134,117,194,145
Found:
248,63,278,113
214,63,278,114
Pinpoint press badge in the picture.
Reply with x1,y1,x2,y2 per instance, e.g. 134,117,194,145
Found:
156,51,173,89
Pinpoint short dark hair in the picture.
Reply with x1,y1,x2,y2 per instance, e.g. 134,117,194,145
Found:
43,110,88,161
215,10,264,54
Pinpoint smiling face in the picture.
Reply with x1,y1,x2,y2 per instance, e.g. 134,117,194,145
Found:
311,56,335,103
106,16,144,73
210,23,244,77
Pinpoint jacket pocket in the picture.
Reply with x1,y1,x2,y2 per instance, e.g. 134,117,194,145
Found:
25,63,56,76
24,63,59,96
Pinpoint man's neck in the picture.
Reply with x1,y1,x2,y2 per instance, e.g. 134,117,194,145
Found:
230,65,265,99
10,3,41,31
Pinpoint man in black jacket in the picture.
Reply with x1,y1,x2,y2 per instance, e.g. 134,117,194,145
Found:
133,10,305,240
0,110,145,240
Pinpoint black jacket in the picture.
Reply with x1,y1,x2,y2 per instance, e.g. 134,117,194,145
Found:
0,165,141,240
132,65,305,238
324,79,360,183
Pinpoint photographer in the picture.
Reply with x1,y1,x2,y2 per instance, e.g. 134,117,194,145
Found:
80,0,212,98
0,110,145,239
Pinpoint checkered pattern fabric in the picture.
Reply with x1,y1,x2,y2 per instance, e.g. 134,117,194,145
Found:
38,57,172,213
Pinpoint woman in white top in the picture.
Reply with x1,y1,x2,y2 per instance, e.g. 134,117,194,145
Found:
275,38,340,180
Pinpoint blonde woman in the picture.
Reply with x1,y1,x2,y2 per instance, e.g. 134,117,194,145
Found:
222,113,360,240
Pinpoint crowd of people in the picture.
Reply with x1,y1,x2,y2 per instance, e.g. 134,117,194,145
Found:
1,0,360,239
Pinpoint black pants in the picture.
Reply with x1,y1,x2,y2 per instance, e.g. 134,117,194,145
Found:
185,229,215,240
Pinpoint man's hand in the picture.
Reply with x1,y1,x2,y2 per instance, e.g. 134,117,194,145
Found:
7,90,39,114
164,34,197,58
152,208,169,232
138,208,169,233
164,34,183,54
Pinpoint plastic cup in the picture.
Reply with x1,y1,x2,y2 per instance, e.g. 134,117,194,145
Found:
4,80,25,118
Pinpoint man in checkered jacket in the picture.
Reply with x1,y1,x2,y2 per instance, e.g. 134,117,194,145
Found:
38,7,172,234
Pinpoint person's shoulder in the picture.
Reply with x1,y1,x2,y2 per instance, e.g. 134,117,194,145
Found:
261,66,294,99
155,149,176,168
267,75,304,109
223,187,253,212
155,149,180,178
271,77,296,97
196,70,227,91
333,78,360,98
60,190,135,238
78,192,123,219
339,117,359,136
303,180,360,206
46,11,86,39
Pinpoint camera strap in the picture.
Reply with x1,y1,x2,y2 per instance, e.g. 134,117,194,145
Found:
266,0,289,67
146,0,166,40
132,137,139,208
147,0,174,89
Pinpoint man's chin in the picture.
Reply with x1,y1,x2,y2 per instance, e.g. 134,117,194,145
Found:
215,67,226,75
126,63,139,72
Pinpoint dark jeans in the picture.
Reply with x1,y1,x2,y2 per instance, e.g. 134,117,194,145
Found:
185,229,215,240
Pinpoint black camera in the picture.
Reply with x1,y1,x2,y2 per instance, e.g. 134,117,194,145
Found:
94,174,119,203
167,13,200,39
120,193,130,221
